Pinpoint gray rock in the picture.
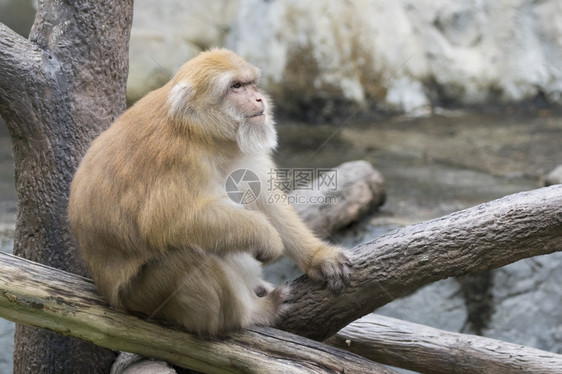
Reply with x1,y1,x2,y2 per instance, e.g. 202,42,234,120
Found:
226,0,562,116
376,278,468,334
124,0,562,116
484,252,562,353
127,0,239,103
5,0,562,115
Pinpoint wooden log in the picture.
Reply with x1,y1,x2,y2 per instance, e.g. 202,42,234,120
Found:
326,314,562,374
0,251,395,374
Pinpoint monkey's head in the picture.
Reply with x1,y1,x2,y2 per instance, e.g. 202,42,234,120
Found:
167,48,277,155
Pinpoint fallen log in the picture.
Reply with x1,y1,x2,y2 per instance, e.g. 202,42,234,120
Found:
326,313,562,374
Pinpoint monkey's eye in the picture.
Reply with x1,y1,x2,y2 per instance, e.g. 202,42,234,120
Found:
231,82,242,89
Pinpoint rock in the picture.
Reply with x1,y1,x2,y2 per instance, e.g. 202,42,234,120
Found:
484,252,562,353
127,0,239,103
376,278,468,334
125,0,562,118
226,0,562,117
0,318,14,374
3,0,562,116
544,165,562,186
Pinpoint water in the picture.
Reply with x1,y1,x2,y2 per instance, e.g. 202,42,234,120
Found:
275,111,549,226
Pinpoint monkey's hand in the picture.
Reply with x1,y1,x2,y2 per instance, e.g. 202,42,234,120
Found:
305,244,352,293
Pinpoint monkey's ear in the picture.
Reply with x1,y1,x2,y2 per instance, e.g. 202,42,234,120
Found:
167,81,196,118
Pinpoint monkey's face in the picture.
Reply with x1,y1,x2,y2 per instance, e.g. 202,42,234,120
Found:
167,49,278,154
226,82,277,155
225,81,266,125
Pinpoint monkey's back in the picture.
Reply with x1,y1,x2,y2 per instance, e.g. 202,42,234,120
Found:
68,88,204,306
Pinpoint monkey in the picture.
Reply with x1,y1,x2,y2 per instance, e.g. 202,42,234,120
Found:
68,48,351,336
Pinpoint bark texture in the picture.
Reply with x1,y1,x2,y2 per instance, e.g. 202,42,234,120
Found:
0,1,133,372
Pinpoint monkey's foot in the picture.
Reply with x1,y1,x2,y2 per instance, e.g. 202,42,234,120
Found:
254,280,275,297
253,284,291,326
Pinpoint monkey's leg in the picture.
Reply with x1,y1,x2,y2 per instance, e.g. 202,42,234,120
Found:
120,251,288,336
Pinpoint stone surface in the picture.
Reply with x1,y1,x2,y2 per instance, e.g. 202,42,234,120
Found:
132,0,562,117
3,0,562,116
126,0,239,103
484,252,562,353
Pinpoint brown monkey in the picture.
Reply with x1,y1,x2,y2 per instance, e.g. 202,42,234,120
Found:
68,48,351,336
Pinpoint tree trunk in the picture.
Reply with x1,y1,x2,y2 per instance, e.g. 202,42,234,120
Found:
0,1,133,372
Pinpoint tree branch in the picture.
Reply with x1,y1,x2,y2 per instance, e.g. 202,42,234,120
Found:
0,251,394,374
277,185,562,340
326,314,562,374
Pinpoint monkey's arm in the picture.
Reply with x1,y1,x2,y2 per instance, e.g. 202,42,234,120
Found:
258,197,351,292
191,201,286,261
140,195,284,262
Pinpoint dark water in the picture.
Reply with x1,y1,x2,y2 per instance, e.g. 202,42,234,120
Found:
275,112,551,227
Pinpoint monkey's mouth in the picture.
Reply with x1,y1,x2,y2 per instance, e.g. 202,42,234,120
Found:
248,111,264,118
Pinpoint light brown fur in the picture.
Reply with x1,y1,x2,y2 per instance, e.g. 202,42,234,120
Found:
68,49,351,336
